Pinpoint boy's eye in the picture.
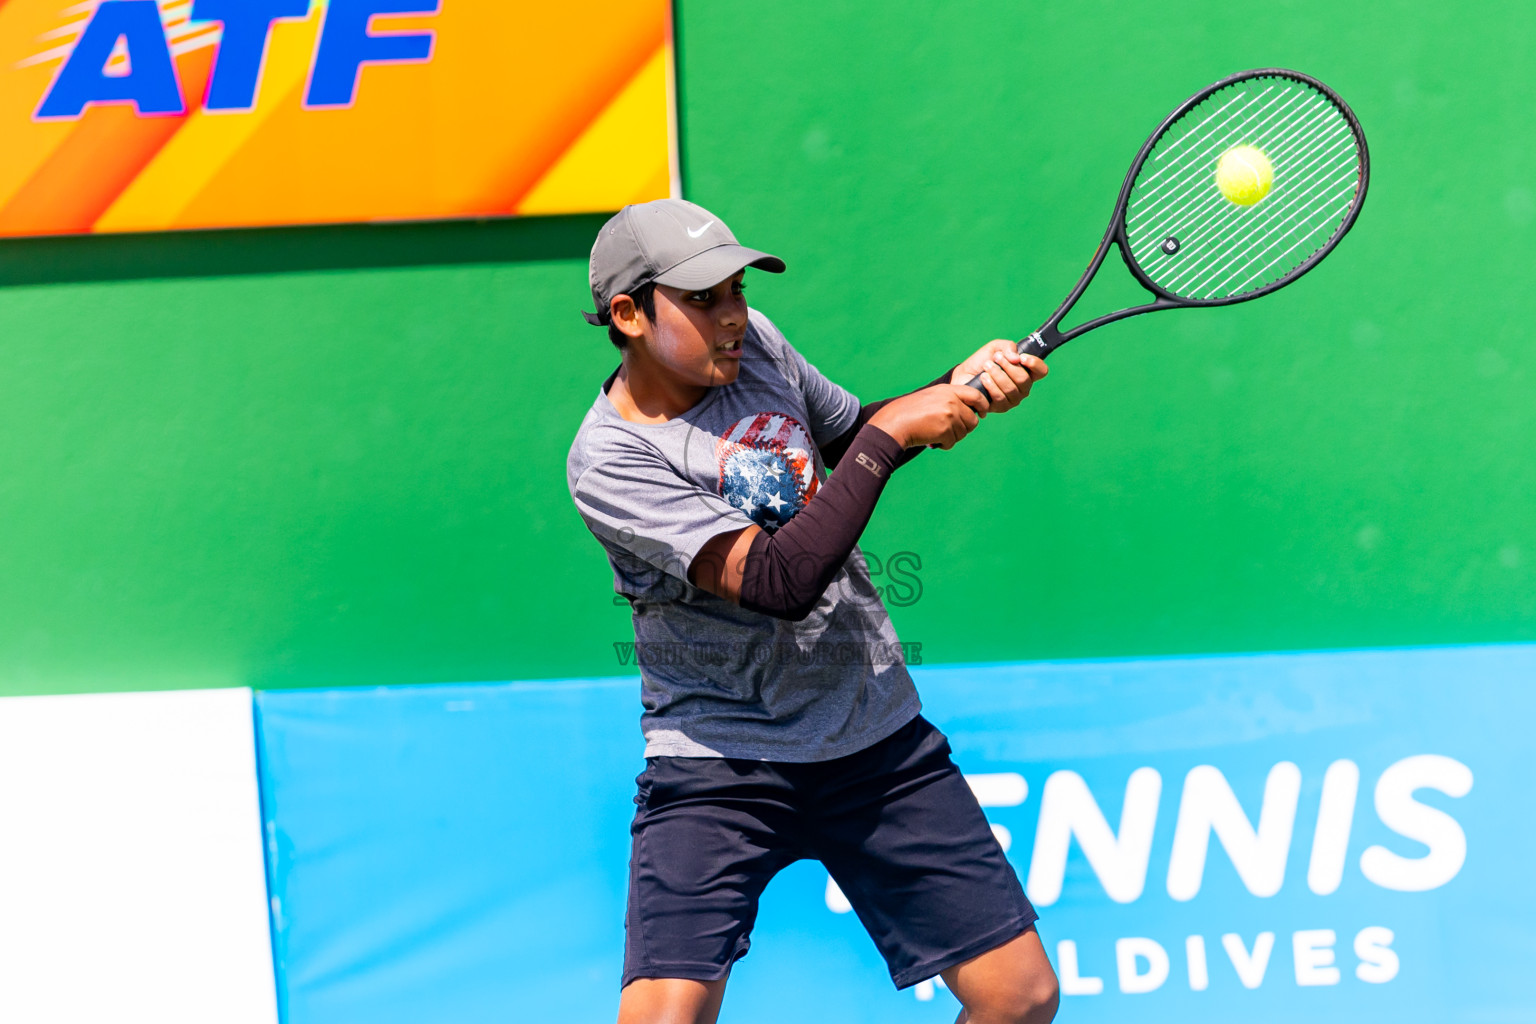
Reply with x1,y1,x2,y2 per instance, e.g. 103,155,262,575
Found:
687,281,743,302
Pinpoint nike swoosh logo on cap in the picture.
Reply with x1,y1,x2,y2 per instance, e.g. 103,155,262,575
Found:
687,221,715,238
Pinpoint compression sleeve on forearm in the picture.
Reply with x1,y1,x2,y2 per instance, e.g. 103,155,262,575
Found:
737,424,906,621
819,366,957,469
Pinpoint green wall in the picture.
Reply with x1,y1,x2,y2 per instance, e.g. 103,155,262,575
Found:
0,1,1530,697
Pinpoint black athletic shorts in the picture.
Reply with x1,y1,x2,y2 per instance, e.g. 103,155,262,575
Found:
622,715,1037,990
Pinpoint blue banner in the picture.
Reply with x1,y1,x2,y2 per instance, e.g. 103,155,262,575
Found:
255,645,1535,1022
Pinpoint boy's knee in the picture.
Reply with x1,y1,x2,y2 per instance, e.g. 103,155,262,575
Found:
1022,969,1060,1023
965,968,1059,1024
617,977,725,1024
1012,954,1060,1023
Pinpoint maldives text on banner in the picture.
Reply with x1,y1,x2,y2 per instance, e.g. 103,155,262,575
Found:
0,0,673,236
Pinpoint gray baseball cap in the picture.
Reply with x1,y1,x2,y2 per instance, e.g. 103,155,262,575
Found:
583,198,785,325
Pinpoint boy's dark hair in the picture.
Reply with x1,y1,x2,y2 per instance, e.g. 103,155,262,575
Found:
607,283,657,349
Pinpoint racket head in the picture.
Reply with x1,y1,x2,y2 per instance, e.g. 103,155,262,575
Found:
1115,69,1369,306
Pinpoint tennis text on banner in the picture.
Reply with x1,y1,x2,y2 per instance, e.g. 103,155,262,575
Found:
835,755,1471,1002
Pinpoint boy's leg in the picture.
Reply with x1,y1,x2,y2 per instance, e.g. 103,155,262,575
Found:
941,926,1059,1024
810,717,1052,1018
617,978,728,1024
620,757,802,1022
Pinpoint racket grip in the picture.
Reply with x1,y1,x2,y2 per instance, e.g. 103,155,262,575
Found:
961,331,1054,393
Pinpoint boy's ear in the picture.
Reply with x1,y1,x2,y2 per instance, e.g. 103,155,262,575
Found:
610,294,646,340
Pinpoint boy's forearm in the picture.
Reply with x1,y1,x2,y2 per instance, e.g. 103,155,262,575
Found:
690,369,956,618
737,423,906,621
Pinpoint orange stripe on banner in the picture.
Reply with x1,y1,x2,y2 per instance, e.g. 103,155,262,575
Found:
0,45,212,236
0,0,84,209
498,17,665,213
95,10,321,233
515,44,671,216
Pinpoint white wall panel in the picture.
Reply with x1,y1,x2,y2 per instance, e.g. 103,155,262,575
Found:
0,688,277,1024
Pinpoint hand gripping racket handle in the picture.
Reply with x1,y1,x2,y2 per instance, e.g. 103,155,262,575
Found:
927,327,1060,449
961,329,1059,393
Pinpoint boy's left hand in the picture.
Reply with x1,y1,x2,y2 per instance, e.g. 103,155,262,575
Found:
950,340,1048,414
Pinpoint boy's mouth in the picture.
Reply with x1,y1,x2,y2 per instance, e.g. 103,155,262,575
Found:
716,337,744,358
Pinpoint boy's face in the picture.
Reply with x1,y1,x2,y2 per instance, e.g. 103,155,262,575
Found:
617,271,748,388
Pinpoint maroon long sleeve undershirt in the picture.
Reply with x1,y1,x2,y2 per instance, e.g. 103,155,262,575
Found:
736,367,955,621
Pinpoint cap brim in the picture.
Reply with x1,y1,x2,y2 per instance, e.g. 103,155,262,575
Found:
652,244,785,290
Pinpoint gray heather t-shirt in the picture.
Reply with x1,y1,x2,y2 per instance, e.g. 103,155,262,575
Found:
567,309,920,761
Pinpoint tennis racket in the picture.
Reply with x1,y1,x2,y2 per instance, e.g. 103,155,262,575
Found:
966,67,1369,389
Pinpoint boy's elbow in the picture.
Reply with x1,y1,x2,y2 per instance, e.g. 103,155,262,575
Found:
738,552,832,621
781,599,818,622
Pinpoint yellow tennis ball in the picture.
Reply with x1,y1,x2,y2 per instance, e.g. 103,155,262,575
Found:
1215,145,1274,206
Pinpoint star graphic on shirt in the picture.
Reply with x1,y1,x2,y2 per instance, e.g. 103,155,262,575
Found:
716,412,820,532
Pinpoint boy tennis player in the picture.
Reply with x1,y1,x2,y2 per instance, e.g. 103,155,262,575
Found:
568,199,1058,1024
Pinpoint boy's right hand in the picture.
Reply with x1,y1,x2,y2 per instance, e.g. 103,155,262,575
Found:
868,384,991,450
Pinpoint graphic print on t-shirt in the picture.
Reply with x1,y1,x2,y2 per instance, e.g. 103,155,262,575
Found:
717,412,819,533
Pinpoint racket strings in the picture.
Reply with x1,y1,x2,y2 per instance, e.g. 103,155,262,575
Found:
1157,107,1351,276
1179,151,1358,295
1132,87,1297,213
1134,87,1351,283
1134,91,1329,243
1123,75,1363,301
1129,81,1338,251
1161,125,1355,291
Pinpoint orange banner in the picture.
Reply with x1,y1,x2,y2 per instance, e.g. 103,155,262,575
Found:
0,0,674,236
